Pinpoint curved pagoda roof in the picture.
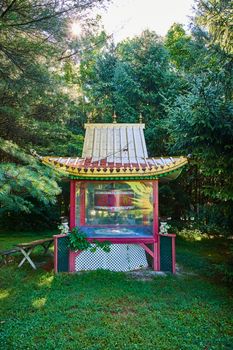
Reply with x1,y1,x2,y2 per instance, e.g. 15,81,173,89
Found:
40,123,188,181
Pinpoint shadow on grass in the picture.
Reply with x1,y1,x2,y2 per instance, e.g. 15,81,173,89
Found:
176,236,233,285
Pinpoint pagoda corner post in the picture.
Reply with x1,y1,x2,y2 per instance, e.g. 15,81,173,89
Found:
153,179,160,271
80,182,86,226
70,180,76,230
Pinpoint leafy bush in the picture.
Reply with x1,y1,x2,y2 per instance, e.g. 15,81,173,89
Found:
177,228,207,241
191,204,233,237
68,227,111,253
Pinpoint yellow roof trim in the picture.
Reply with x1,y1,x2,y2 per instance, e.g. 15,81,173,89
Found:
84,123,145,129
41,156,188,178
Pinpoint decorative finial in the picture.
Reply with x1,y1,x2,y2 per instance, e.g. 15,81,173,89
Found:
30,149,41,160
87,113,92,123
113,111,117,124
139,113,143,124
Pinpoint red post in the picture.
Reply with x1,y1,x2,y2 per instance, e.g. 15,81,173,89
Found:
70,180,76,229
69,250,82,272
153,180,159,270
153,179,159,236
80,182,86,226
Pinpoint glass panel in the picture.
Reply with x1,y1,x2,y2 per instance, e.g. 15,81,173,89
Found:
84,181,153,229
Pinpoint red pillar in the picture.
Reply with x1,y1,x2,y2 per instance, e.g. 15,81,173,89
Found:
70,180,76,229
153,179,160,271
153,179,159,236
80,182,86,226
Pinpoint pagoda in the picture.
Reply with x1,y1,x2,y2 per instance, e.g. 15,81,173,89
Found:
39,117,187,273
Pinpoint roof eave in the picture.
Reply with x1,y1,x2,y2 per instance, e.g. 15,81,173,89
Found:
41,156,188,181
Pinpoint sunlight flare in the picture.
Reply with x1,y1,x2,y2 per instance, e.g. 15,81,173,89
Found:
70,21,82,37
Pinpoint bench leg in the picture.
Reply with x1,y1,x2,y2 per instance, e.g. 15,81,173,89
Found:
18,248,36,270
42,241,53,255
0,256,8,265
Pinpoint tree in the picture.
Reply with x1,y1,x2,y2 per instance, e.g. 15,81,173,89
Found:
164,23,195,70
0,0,107,221
165,1,233,235
77,30,183,155
195,0,233,55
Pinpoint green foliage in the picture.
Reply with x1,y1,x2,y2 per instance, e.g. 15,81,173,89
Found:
177,228,207,241
68,227,111,253
163,1,233,235
192,204,233,235
0,139,61,213
68,227,91,251
0,0,105,219
165,23,196,69
195,0,233,55
167,73,233,198
78,30,182,155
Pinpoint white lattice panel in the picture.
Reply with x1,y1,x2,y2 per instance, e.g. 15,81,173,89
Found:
75,244,148,272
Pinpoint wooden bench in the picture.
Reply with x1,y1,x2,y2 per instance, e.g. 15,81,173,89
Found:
16,238,54,270
0,247,21,265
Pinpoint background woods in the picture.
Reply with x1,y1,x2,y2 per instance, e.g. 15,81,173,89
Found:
0,0,232,236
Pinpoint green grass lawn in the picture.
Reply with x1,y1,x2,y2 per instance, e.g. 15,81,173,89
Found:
0,231,233,350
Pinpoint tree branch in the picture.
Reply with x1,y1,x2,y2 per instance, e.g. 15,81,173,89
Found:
4,0,102,27
0,0,17,18
0,44,25,73
58,33,113,61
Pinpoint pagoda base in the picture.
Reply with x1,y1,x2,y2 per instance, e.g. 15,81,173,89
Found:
54,234,176,274
70,244,148,272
